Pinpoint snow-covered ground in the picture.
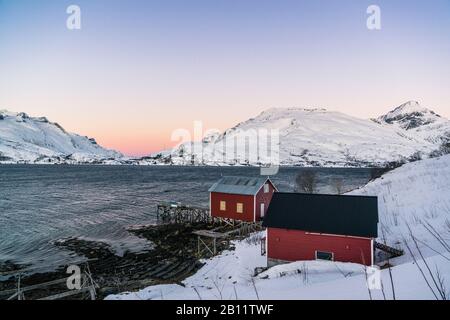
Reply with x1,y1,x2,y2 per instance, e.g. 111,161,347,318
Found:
107,154,450,300
351,154,450,263
106,232,450,300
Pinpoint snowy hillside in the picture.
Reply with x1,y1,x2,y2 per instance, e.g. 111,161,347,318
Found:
108,155,450,300
0,110,123,164
351,154,450,262
152,101,449,167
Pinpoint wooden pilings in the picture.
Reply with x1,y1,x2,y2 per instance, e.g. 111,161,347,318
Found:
156,202,265,259
193,222,264,258
157,203,211,224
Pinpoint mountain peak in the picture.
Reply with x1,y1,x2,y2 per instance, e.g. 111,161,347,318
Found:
378,101,442,130
395,100,426,113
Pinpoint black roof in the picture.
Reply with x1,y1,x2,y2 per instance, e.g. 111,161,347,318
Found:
263,193,378,238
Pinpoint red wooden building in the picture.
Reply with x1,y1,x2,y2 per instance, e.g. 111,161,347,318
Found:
208,176,277,222
263,193,378,266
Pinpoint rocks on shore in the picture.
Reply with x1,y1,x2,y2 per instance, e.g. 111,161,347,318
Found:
0,222,231,300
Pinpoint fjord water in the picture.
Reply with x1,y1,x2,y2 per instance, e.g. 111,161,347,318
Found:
0,165,373,271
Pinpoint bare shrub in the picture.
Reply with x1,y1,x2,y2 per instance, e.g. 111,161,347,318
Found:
295,170,317,193
405,222,447,300
331,177,344,194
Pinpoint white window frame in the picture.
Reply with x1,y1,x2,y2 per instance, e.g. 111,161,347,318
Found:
220,201,226,211
236,202,244,213
264,183,269,193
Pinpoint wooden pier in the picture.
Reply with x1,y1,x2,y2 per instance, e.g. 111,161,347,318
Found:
193,222,264,258
157,202,211,224
374,241,404,258
156,201,265,258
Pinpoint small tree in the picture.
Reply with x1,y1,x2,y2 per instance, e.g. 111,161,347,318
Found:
295,171,317,193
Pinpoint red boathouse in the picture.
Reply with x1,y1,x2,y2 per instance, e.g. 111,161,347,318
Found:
209,176,277,222
263,193,378,266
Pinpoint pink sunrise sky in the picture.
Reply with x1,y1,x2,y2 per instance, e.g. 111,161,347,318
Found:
1,1,449,156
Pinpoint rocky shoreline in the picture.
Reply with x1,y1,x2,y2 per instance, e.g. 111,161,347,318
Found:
0,223,232,300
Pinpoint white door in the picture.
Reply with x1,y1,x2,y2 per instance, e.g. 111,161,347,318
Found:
260,203,265,218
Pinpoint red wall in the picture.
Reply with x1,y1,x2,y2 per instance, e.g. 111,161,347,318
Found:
255,181,276,220
210,192,255,222
267,228,373,266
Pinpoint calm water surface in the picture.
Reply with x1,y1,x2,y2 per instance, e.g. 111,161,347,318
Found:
0,165,373,270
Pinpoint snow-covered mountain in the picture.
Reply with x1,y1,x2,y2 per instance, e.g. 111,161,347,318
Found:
2,101,448,166
0,110,123,164
376,100,450,147
152,101,450,167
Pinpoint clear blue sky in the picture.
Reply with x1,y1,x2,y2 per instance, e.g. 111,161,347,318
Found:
1,0,449,155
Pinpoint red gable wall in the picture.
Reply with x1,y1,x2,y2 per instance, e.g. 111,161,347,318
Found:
210,179,277,223
255,180,276,220
210,192,255,222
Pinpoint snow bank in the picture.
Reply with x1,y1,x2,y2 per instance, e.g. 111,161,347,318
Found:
350,154,450,262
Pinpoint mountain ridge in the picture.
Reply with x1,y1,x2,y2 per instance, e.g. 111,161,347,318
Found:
0,110,123,164
149,101,450,167
1,101,449,166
